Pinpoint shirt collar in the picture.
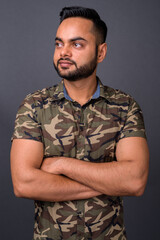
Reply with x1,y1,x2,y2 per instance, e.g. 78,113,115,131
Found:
52,77,109,101
63,79,100,101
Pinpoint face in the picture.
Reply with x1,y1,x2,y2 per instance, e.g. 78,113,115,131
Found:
53,17,98,81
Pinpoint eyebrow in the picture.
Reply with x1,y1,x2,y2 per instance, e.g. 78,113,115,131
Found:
55,37,88,43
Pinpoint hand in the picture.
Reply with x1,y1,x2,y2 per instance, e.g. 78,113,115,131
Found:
41,157,61,174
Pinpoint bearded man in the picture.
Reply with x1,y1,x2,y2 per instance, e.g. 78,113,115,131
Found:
11,6,149,240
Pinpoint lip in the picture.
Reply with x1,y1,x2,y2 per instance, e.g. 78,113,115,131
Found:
59,60,73,64
58,60,74,68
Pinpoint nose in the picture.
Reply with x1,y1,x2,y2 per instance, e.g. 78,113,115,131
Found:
60,45,72,58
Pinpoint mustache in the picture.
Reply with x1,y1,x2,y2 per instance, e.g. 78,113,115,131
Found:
57,58,77,67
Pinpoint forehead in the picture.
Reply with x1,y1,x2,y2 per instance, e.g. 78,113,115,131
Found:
56,17,96,42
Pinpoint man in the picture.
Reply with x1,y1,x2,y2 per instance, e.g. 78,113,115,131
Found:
10,6,149,240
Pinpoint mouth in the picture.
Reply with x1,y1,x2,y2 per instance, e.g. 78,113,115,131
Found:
57,58,76,69
58,60,74,68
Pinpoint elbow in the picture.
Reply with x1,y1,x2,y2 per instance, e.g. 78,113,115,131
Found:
128,166,149,197
133,182,145,197
130,177,147,197
13,182,26,198
12,178,32,198
14,189,23,198
11,170,37,199
13,185,23,198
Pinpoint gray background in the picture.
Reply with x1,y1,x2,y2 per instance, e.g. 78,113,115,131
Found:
0,0,159,239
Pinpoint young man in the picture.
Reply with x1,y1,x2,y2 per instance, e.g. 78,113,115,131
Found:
10,6,149,240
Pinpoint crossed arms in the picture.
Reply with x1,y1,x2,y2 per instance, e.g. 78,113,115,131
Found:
10,137,149,202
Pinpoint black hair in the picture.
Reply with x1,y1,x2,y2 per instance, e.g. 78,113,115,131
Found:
59,6,107,44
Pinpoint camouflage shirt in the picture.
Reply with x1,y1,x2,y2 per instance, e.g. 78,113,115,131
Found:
12,78,146,240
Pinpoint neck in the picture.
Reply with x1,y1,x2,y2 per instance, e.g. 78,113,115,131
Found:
63,74,97,106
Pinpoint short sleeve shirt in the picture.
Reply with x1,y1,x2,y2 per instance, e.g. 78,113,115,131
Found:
12,78,146,240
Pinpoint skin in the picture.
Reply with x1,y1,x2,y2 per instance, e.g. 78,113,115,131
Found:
53,17,107,105
10,17,149,202
41,137,149,196
11,139,101,201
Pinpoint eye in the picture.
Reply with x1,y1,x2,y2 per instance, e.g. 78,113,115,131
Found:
74,42,82,48
55,42,63,48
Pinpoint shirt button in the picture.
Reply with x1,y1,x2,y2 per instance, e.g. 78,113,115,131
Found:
80,126,83,131
78,211,83,218
79,135,83,140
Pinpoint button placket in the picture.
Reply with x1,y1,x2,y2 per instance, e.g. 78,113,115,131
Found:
77,200,85,239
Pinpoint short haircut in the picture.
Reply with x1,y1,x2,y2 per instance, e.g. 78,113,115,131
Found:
59,6,107,44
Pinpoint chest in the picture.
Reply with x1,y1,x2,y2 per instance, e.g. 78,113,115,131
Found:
38,100,123,162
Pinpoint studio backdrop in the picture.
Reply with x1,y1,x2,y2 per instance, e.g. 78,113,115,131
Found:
0,0,159,239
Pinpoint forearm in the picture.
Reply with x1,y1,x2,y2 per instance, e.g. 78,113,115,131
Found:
56,157,148,197
53,138,149,197
14,168,101,202
11,140,101,202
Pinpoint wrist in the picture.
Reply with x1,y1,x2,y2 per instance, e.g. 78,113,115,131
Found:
59,157,78,176
58,157,70,175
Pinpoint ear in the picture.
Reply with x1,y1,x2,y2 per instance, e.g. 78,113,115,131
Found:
97,43,107,63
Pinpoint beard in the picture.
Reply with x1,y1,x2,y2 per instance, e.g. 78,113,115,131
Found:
54,48,98,81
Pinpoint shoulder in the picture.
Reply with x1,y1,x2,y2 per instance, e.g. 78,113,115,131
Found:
20,84,62,110
25,84,58,102
100,84,144,122
102,85,137,107
102,85,146,139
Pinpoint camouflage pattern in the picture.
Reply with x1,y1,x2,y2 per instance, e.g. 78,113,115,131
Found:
12,78,146,240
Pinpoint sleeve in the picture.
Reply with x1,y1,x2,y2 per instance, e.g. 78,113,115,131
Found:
118,97,146,141
11,94,42,142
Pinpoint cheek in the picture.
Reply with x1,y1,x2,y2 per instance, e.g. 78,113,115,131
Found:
53,51,58,64
78,51,95,64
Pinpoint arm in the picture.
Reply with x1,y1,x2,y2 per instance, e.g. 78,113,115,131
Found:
44,137,149,196
10,139,101,202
